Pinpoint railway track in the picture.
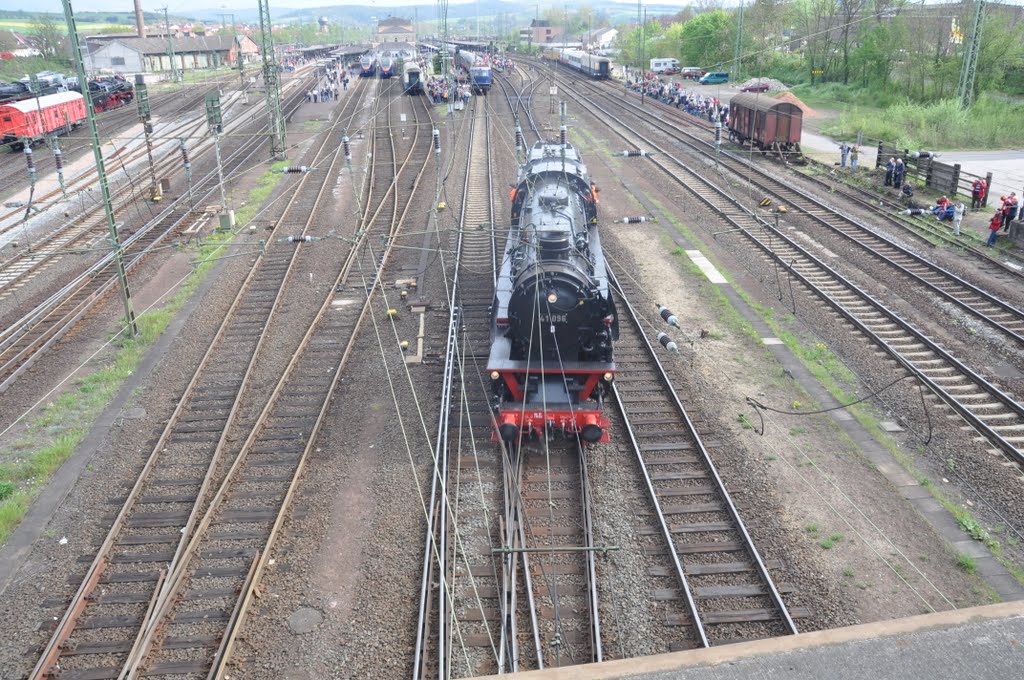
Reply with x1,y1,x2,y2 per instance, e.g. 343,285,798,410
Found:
29,78,436,679
0,78,235,222
571,77,1024,348
0,73,322,394
608,77,1024,284
0,107,214,300
26,74,377,680
548,70,1024,470
415,94,504,680
612,269,800,646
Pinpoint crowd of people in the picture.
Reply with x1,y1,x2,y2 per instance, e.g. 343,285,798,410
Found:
426,77,472,105
625,73,729,124
889,160,1020,246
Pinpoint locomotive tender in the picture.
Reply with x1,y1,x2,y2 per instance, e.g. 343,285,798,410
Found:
488,141,618,444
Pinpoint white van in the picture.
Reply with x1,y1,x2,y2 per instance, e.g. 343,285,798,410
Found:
649,58,679,74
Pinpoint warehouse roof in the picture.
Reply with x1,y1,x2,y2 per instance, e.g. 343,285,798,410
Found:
100,35,251,56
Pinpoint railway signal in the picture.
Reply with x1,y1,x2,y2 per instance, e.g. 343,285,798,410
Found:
205,92,233,229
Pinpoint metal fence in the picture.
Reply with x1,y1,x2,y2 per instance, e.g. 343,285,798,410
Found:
874,142,994,206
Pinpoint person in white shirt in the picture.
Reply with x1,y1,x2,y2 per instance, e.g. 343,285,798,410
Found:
952,200,965,236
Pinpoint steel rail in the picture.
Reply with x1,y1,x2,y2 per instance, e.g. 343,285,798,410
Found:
610,83,1024,281
26,73,354,679
0,74,321,393
136,79,436,679
549,71,1024,467
577,444,603,662
610,266,799,638
581,78,1024,340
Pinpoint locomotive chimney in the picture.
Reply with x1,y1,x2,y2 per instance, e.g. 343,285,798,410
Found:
134,0,145,38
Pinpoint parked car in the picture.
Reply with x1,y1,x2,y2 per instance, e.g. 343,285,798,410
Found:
664,67,681,75
681,67,705,79
698,71,729,85
740,82,770,92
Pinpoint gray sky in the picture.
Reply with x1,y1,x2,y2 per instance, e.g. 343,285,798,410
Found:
2,0,1021,19
1,0,499,14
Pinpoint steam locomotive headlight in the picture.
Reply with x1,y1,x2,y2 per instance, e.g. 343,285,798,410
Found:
547,293,558,304
603,372,613,382
490,371,500,381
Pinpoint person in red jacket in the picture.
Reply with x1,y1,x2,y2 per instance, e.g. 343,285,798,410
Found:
1002,192,1019,231
971,179,984,209
987,210,1003,246
980,179,988,206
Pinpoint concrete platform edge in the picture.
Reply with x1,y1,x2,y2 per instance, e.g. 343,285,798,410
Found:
482,600,1024,679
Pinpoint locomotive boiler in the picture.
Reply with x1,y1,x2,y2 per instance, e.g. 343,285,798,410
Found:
488,141,618,443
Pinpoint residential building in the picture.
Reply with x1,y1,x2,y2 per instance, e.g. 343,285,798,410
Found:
519,20,563,45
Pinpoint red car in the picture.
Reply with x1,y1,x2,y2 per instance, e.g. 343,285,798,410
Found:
740,82,770,93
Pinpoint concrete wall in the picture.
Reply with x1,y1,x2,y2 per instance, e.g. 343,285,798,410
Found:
89,42,144,73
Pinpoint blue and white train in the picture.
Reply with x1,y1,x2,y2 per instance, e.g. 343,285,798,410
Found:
359,54,376,78
455,49,491,95
379,56,395,79
544,48,612,80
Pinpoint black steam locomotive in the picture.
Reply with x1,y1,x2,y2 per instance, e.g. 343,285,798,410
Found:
488,141,618,443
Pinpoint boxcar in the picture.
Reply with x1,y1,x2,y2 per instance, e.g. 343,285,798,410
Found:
0,91,87,148
727,93,804,163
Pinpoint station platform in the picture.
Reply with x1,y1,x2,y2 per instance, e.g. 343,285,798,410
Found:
484,601,1024,679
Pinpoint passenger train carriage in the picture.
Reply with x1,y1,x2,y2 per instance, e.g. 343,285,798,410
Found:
543,48,612,79
489,141,618,444
403,61,423,94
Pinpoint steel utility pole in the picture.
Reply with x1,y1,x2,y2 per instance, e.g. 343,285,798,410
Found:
61,0,138,337
163,7,179,82
957,0,985,109
258,0,286,157
733,0,744,80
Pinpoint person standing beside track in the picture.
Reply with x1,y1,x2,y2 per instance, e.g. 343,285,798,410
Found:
953,199,965,236
988,210,1003,247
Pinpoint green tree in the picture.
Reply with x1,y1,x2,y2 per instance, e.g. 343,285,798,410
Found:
30,15,66,59
676,9,734,70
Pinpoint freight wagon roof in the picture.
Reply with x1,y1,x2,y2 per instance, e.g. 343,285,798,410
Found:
0,90,84,113
730,93,803,116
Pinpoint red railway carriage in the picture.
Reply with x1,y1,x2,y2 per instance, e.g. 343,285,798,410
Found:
727,93,804,163
0,91,87,148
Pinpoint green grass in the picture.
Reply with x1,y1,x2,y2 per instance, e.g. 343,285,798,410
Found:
956,553,978,574
820,533,845,550
819,94,1024,150
805,522,818,533
0,56,71,82
0,162,289,546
